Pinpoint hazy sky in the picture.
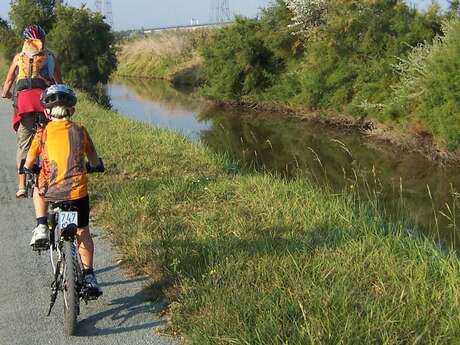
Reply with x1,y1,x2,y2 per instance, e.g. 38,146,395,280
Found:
0,0,450,31
0,0,273,31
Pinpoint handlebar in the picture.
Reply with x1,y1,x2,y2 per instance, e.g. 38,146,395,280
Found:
18,158,105,175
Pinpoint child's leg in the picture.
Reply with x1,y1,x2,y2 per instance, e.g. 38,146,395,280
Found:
77,226,94,270
33,188,47,218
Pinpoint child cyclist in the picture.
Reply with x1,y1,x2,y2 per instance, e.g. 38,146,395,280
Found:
24,84,103,296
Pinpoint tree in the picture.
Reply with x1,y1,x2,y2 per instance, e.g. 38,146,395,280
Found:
9,0,56,35
47,5,117,90
0,17,8,30
448,0,460,16
0,16,20,59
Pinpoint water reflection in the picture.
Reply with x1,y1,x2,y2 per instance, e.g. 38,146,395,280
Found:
108,77,460,248
108,79,209,140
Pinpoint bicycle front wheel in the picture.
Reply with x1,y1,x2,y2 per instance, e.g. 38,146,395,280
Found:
62,240,79,336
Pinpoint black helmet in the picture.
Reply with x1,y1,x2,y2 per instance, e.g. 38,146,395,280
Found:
23,24,46,40
41,84,77,108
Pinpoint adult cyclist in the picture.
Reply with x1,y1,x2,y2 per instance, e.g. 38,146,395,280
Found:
1,24,63,198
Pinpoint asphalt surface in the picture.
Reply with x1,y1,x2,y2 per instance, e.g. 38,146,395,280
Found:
0,98,177,345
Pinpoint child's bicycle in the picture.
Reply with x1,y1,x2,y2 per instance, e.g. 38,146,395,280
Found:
25,159,105,336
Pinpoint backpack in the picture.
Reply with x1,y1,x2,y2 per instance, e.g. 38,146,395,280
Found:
16,39,52,90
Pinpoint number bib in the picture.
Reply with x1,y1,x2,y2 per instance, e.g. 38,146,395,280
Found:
58,211,78,229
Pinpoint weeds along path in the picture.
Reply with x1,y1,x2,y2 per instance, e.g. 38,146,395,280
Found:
0,97,176,345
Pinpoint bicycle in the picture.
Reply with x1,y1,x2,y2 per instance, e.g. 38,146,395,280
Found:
26,159,105,336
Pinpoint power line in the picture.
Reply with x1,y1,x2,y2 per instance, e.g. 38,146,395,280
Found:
94,0,113,27
210,0,231,23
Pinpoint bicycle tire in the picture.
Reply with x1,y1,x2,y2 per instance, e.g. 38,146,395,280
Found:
63,240,79,336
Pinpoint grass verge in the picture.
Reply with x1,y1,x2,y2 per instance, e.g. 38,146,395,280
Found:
75,92,460,344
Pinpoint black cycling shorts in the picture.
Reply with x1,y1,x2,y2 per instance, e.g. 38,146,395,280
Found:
66,195,90,228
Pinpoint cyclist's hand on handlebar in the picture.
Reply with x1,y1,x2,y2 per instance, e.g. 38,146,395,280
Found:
86,158,105,173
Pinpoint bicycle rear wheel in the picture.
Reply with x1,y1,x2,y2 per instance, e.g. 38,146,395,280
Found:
62,240,79,336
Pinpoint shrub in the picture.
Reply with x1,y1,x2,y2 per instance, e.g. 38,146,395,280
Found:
200,0,305,99
392,19,460,149
201,17,282,98
293,0,442,115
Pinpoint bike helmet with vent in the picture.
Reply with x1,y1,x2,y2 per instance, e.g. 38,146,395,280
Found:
41,84,77,108
23,24,46,40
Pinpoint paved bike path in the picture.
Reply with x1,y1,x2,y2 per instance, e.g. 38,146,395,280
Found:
0,98,177,345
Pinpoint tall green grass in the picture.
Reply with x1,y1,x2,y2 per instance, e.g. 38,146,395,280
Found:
74,93,460,344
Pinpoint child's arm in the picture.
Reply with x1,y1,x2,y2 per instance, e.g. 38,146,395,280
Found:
83,127,99,167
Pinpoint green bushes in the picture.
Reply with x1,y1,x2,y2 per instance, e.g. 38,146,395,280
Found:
392,19,460,149
115,0,459,149
201,17,283,97
199,0,441,114
292,0,441,114
200,1,298,98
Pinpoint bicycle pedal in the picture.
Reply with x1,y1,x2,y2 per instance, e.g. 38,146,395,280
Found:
83,289,103,301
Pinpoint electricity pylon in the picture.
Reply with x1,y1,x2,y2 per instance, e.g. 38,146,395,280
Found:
210,0,231,23
95,0,113,27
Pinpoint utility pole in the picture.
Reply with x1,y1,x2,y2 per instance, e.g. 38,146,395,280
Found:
210,0,231,23
95,0,113,27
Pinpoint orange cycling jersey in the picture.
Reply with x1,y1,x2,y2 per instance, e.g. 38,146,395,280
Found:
27,120,96,201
